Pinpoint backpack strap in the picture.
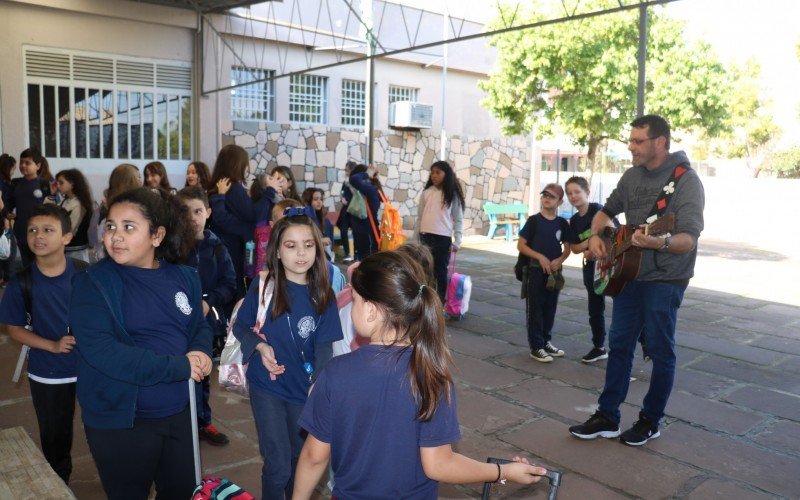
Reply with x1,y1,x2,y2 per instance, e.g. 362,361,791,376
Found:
16,265,34,328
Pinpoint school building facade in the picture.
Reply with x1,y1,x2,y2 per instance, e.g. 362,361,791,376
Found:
0,0,537,234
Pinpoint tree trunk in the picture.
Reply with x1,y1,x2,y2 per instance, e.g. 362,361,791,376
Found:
586,137,600,180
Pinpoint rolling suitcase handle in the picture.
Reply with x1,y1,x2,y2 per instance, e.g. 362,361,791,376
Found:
480,457,562,500
189,379,202,485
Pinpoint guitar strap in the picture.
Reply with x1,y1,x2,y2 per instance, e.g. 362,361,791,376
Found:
645,163,689,223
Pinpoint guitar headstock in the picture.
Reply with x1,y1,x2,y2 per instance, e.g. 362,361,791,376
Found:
645,213,675,237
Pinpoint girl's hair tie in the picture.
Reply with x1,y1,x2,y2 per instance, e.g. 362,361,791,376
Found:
418,284,426,297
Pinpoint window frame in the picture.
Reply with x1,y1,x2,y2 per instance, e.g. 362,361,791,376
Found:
230,66,276,122
289,74,328,125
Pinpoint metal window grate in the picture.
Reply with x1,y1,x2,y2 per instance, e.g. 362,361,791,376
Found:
341,79,365,127
25,51,70,79
231,66,275,121
289,74,327,124
117,61,155,86
388,85,419,105
74,56,114,84
156,65,192,90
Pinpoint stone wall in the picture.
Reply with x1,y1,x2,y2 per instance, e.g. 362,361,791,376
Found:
222,122,531,235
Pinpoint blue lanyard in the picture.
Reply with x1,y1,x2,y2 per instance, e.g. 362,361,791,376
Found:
286,313,315,383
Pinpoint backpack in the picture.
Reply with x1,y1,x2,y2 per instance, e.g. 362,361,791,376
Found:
346,183,368,220
514,215,569,282
249,223,272,280
376,190,407,251
218,272,272,397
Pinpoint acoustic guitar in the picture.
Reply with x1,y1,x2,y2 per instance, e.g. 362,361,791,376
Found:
593,214,675,296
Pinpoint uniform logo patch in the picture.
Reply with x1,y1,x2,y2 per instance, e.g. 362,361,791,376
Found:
175,292,192,315
296,316,316,339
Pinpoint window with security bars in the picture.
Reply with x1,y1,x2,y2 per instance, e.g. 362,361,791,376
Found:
388,85,419,105
24,48,191,161
289,75,328,124
231,67,275,121
341,79,365,127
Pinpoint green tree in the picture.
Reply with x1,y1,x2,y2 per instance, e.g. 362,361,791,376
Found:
480,1,731,170
710,59,779,177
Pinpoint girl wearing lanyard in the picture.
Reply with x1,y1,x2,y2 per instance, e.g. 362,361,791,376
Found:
231,207,342,499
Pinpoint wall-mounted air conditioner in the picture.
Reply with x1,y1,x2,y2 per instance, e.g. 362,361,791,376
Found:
389,101,433,129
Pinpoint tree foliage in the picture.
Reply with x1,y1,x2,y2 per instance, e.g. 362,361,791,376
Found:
709,59,780,176
479,0,732,169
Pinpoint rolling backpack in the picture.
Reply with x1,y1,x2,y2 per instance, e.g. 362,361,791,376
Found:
445,253,472,320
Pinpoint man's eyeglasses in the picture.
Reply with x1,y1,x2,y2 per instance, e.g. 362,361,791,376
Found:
628,137,657,146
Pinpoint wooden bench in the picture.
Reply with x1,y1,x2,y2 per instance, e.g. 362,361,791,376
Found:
483,202,528,241
0,426,76,498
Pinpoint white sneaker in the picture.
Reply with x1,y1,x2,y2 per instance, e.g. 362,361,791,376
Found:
544,342,565,357
530,349,554,363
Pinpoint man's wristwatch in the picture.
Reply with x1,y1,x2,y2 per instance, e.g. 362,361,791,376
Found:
657,236,671,253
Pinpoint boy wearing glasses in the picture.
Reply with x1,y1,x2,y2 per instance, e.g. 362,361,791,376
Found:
517,183,571,362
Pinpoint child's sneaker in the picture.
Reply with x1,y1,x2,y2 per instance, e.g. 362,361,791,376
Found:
529,349,553,363
199,424,230,446
569,410,621,439
581,347,608,363
544,341,565,357
620,413,660,446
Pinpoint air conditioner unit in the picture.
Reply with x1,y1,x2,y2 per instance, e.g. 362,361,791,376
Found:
389,101,433,129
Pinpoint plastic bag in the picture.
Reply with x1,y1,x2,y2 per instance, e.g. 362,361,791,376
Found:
0,230,11,260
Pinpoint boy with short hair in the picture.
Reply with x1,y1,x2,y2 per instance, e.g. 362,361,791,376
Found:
0,204,83,482
178,186,237,446
517,183,571,363
565,176,615,363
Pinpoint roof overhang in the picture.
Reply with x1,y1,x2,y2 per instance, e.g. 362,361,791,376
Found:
132,0,278,14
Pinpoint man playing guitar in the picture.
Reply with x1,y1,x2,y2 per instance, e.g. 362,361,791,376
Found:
569,114,705,446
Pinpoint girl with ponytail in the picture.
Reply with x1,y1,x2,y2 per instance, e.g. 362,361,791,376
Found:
69,187,212,498
294,251,548,499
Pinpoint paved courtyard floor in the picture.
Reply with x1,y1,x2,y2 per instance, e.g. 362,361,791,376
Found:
1,237,798,499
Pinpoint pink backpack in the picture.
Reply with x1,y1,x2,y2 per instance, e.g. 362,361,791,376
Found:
247,223,271,280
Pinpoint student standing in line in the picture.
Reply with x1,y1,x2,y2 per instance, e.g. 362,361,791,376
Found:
517,183,571,363
69,188,212,499
185,161,212,191
0,154,17,286
293,251,547,499
144,161,175,193
348,164,381,261
7,148,51,266
414,160,464,303
179,186,237,446
47,169,94,263
0,204,82,484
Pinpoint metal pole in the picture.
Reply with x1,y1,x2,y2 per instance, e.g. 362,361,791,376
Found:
440,10,448,161
189,379,202,485
636,4,648,117
363,0,375,164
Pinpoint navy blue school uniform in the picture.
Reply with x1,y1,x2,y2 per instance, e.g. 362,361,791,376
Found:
9,176,47,262
348,172,380,260
337,182,353,257
300,345,461,500
569,203,610,350
69,258,211,499
187,229,237,428
209,182,256,298
0,259,83,483
519,214,570,351
232,278,342,498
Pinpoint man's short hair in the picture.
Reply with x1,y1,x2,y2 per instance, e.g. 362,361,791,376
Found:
631,114,671,150
30,204,71,234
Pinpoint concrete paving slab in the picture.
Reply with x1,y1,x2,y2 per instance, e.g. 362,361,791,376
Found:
672,368,734,398
501,417,701,499
496,351,606,391
663,390,765,435
750,420,800,457
684,478,775,500
451,353,531,390
686,355,800,393
454,385,535,435
677,332,787,365
649,422,800,498
722,385,800,421
748,334,800,356
446,328,525,360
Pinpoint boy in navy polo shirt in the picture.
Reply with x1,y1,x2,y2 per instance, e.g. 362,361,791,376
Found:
179,186,237,446
517,183,571,363
0,204,82,483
